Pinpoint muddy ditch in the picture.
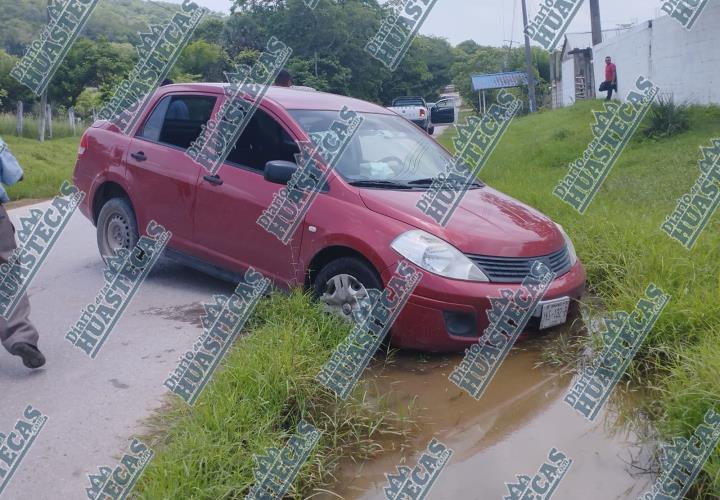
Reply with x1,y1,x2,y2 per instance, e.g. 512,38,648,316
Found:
321,314,658,500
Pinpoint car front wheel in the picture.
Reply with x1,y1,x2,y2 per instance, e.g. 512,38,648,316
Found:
314,257,383,323
96,197,139,262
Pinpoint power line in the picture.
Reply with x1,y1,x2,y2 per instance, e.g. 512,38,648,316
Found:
503,0,517,71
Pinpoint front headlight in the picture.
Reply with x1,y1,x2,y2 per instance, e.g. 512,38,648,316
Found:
556,224,578,266
390,230,489,281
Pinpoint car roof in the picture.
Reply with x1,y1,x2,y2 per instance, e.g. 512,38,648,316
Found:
155,83,393,114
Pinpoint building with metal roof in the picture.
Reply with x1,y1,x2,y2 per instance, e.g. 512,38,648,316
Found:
470,71,529,92
470,71,528,114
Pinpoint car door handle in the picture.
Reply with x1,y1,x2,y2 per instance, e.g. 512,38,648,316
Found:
130,151,147,161
203,174,223,186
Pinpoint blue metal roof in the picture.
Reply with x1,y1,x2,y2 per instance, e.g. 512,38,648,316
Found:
471,71,528,91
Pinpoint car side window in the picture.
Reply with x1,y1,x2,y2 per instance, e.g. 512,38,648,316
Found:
138,95,217,150
225,109,299,172
138,96,170,142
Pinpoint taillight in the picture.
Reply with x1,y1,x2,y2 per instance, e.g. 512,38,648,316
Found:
78,132,88,155
419,108,426,118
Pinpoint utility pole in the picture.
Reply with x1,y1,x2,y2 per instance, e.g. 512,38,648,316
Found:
590,0,603,45
520,0,537,113
38,0,50,142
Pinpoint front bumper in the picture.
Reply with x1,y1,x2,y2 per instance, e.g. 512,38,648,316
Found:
382,261,586,352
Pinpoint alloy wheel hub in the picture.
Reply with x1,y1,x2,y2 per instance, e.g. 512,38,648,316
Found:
321,274,370,322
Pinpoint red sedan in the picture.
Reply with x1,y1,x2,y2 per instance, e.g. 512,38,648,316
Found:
73,84,585,352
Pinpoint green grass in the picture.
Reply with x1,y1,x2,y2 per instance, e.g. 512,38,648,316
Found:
1,135,79,201
135,291,413,499
440,101,720,497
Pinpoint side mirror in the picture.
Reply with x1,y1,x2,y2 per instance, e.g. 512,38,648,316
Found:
264,160,298,185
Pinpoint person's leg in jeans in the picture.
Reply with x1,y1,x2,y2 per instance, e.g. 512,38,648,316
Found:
606,86,613,101
0,204,44,368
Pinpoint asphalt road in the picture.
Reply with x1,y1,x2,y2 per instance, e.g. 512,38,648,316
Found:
0,200,234,500
432,125,450,137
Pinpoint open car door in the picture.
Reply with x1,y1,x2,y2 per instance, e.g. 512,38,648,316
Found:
430,97,456,125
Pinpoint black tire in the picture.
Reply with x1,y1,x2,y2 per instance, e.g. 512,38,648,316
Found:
96,197,139,262
428,126,435,135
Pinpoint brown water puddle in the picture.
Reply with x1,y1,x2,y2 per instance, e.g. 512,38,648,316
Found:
324,330,655,500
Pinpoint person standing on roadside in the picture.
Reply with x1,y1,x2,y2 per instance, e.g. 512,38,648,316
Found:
0,137,45,369
601,56,618,101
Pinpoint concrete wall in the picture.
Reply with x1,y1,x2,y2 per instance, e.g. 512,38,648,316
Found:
593,3,720,104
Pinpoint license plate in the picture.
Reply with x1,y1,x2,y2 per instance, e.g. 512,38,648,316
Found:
539,297,570,330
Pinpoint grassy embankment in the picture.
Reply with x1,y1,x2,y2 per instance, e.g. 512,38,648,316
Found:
439,101,720,497
135,292,412,499
1,135,79,201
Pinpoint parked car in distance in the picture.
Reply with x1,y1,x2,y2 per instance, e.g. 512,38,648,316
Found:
387,95,456,134
73,84,586,352
438,92,461,108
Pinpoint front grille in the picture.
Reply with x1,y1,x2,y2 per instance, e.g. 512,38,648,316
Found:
466,245,572,283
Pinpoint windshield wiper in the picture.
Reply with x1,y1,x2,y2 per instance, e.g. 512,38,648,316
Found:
347,180,414,189
406,178,435,185
407,177,485,187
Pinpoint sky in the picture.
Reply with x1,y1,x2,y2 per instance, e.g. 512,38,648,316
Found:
166,0,666,47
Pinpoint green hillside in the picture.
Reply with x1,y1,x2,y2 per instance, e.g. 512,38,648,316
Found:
0,0,211,56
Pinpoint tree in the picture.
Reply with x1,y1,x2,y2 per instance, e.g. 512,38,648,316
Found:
74,88,103,119
0,0,552,116
50,38,136,107
193,18,226,46
0,49,34,111
450,44,549,112
451,45,504,110
172,40,230,82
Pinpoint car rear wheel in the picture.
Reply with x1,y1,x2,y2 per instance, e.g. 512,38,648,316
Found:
96,197,139,262
428,126,435,135
314,257,383,323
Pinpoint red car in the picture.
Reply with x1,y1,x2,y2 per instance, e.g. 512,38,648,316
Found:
73,84,585,352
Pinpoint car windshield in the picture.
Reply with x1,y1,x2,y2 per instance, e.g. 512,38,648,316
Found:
288,110,469,187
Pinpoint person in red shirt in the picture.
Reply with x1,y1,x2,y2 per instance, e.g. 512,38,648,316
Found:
602,56,618,101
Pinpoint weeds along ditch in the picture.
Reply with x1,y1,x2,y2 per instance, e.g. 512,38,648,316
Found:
134,291,415,499
438,101,720,496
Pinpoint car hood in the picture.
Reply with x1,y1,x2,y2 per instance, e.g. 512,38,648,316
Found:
359,186,565,256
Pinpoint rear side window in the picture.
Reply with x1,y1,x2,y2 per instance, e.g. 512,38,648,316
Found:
137,95,216,150
225,109,299,172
